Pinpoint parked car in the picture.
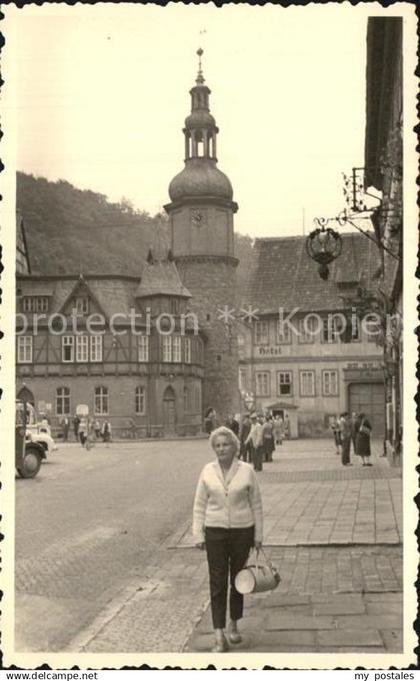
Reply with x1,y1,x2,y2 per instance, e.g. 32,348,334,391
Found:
24,403,58,458
16,401,46,478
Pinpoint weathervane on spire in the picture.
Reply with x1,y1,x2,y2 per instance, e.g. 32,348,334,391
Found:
196,29,207,84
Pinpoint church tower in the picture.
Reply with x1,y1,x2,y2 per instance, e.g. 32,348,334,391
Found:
164,49,239,419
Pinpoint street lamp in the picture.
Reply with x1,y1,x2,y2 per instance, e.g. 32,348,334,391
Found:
305,220,343,280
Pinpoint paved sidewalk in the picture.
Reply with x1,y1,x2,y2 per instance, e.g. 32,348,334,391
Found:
174,439,402,547
183,439,403,654
67,438,403,654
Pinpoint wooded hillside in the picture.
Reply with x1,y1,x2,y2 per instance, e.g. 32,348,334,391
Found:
16,172,254,293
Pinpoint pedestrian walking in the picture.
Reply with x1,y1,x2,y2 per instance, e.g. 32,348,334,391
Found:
94,419,101,439
204,408,216,436
73,415,80,441
60,416,69,442
284,414,290,439
331,415,341,455
273,415,284,446
85,418,96,450
239,414,251,462
229,414,240,437
101,419,112,445
355,412,373,466
245,413,264,472
78,417,88,447
192,426,263,652
338,412,352,466
262,416,275,462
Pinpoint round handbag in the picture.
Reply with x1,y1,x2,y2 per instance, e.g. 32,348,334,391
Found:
235,548,281,595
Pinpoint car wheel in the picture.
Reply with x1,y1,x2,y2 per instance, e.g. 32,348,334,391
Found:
17,447,42,478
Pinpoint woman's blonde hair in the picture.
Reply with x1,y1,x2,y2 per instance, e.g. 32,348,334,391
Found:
209,426,240,455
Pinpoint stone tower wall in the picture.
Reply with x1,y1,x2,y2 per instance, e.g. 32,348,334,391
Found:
176,256,239,421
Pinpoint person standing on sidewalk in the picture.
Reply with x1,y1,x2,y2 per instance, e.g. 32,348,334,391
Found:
262,415,275,462
245,413,264,471
355,412,373,466
338,412,352,466
273,415,284,447
331,415,341,455
193,426,263,652
239,414,251,462
350,411,358,456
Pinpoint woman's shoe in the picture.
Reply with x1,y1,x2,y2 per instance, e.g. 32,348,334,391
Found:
228,631,242,644
212,636,229,653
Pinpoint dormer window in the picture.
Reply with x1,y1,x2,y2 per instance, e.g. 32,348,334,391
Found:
75,297,89,314
22,296,49,313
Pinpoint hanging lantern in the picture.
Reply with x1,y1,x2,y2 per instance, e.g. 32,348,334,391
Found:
306,224,343,280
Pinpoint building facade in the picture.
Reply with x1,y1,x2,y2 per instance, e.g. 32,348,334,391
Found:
15,53,239,436
238,234,384,438
364,17,403,461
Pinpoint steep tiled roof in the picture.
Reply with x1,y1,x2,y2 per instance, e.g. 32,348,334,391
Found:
135,259,191,299
242,232,381,313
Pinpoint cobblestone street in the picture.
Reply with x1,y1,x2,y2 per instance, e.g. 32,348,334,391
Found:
15,437,404,656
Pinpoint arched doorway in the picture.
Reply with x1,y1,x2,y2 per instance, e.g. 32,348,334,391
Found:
17,386,35,406
163,386,176,435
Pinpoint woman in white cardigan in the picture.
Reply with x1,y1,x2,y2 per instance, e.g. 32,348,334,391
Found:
193,425,263,652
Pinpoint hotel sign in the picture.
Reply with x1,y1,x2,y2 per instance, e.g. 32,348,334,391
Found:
256,346,282,357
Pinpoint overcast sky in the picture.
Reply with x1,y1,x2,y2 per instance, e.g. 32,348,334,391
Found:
4,3,409,238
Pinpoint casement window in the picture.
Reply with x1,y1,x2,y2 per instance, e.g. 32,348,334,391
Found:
135,386,146,415
300,370,316,397
75,297,89,314
173,336,182,363
184,337,191,364
76,335,89,362
56,387,70,416
322,316,345,343
277,319,292,344
94,386,109,415
17,336,33,363
298,316,318,344
62,336,74,362
239,367,247,392
254,321,269,345
162,336,172,362
322,370,338,396
22,296,49,313
90,335,103,362
277,371,292,396
138,335,149,362
255,371,270,397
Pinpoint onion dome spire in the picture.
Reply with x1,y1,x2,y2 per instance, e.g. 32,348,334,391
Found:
167,48,235,204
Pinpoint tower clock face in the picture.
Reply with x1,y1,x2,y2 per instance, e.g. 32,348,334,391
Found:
191,209,204,226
